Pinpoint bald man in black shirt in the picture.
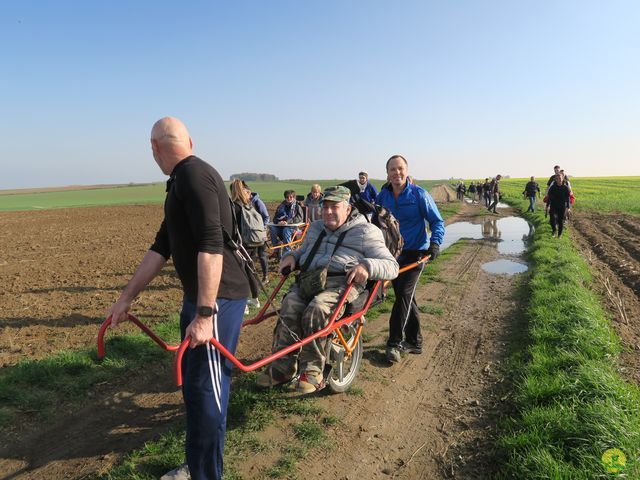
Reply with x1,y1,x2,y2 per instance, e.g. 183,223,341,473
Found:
109,117,249,480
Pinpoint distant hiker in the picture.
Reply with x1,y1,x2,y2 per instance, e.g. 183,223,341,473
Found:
483,178,492,207
522,176,541,212
108,117,249,480
487,175,502,213
468,182,477,203
545,172,571,237
304,184,323,222
376,155,445,363
559,169,573,191
357,171,379,204
270,190,304,254
544,167,573,206
256,186,398,393
475,181,483,203
547,165,562,186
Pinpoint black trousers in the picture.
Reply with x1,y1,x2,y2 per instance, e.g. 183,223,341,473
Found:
388,250,425,348
249,245,268,280
549,206,566,236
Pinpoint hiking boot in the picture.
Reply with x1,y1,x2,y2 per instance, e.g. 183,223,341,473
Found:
296,371,325,394
401,341,422,354
160,463,190,480
256,368,292,388
386,346,401,363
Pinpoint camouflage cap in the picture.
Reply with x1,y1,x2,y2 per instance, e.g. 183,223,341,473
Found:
322,185,351,203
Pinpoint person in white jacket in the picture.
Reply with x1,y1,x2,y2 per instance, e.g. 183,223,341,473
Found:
257,185,399,394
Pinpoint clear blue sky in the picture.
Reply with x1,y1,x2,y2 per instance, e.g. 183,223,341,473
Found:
2,1,639,189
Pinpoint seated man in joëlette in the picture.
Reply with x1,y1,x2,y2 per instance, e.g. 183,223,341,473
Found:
256,186,399,394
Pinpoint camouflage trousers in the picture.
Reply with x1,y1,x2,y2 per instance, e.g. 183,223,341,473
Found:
271,276,362,377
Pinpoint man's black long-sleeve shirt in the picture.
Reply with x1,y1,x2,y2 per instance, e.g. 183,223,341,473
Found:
150,156,249,302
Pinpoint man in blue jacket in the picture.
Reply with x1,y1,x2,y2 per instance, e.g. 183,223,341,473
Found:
376,155,445,363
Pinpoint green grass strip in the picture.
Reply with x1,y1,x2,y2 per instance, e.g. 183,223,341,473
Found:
0,316,181,428
496,207,640,478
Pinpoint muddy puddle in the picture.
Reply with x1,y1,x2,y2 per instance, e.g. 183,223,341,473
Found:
442,216,532,275
481,259,529,275
464,198,510,209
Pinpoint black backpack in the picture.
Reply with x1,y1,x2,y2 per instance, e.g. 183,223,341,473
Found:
338,180,403,258
371,204,404,258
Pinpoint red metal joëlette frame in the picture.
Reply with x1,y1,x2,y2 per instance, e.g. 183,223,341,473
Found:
97,256,430,387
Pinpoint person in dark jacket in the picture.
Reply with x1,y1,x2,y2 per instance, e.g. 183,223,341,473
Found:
109,117,249,480
376,155,445,363
487,175,502,213
468,182,477,203
483,178,492,207
547,165,562,186
357,171,379,204
270,190,304,254
545,173,572,237
522,176,541,212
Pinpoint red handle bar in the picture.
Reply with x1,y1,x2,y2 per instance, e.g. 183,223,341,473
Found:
98,256,430,387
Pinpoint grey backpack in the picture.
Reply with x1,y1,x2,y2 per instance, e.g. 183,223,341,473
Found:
240,204,266,247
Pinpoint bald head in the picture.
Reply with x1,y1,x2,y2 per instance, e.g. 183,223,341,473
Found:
150,117,193,175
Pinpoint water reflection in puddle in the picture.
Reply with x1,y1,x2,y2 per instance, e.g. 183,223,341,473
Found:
441,216,534,255
481,259,528,275
463,199,510,209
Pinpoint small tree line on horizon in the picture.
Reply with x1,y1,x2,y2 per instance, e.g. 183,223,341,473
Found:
229,173,279,182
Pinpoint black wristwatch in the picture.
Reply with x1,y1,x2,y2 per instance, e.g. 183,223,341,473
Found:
197,305,214,317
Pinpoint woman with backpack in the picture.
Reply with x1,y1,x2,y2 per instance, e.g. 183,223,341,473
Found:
230,180,269,301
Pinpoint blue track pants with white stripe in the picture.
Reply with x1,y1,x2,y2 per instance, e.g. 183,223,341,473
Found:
180,297,246,480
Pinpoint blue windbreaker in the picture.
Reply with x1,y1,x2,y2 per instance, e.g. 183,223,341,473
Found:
376,182,445,250
250,192,270,225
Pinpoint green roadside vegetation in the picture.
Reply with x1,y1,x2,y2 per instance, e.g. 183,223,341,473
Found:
0,179,446,212
495,205,640,477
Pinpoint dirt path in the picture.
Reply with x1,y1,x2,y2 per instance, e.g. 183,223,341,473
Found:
0,196,528,479
294,201,524,480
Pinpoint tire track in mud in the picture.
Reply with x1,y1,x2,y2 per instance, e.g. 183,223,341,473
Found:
300,209,525,480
